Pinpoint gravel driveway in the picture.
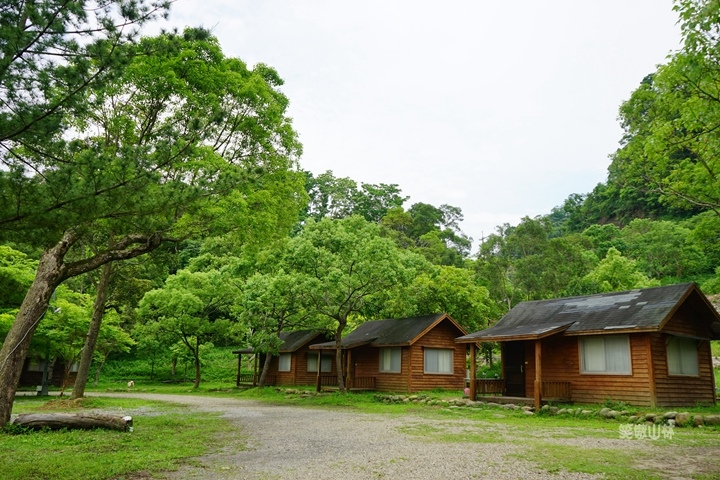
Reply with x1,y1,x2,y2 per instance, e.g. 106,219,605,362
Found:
90,393,720,480
91,393,609,479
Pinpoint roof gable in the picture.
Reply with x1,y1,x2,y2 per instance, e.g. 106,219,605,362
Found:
278,330,328,352
457,283,720,342
311,313,467,349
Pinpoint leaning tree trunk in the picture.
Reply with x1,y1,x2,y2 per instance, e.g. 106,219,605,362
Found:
258,352,273,387
0,240,69,427
0,230,164,427
72,262,113,399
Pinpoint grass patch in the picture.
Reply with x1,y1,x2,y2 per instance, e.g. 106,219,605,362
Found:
518,443,662,479
397,422,503,443
3,397,236,480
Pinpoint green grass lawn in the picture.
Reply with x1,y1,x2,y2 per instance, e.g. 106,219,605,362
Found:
2,396,236,480
5,383,720,480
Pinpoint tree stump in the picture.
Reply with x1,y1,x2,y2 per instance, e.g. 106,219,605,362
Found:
12,413,133,431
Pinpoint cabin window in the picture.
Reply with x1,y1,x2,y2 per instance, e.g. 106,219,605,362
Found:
379,347,401,373
306,354,332,373
580,335,631,374
278,353,291,372
667,336,699,376
424,348,453,374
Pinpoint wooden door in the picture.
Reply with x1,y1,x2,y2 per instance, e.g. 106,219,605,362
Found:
504,341,525,397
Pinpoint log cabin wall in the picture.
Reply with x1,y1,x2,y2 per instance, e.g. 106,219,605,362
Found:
352,345,410,392
292,345,319,386
523,334,654,406
408,320,466,392
296,350,338,386
270,355,298,385
652,306,716,406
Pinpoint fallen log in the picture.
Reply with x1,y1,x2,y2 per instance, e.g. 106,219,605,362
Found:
12,413,133,432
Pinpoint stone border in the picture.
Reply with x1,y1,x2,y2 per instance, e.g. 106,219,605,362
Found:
372,393,720,428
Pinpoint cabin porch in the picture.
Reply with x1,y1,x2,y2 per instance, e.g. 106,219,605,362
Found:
316,374,377,392
472,378,572,403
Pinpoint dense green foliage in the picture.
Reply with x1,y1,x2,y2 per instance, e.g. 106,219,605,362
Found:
2,0,720,397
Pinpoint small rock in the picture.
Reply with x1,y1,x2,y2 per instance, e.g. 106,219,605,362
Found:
581,409,593,416
653,415,664,424
523,410,534,415
522,406,533,412
598,407,611,417
548,406,559,415
645,413,657,422
501,403,517,409
703,415,720,426
663,411,677,420
694,415,704,427
627,416,639,424
675,412,691,426
607,410,621,419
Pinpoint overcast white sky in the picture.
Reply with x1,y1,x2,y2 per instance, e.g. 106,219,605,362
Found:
155,1,682,248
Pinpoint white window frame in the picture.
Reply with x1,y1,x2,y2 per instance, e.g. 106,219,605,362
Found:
423,348,454,375
666,336,699,376
579,335,632,375
306,354,332,373
278,353,291,372
379,347,401,373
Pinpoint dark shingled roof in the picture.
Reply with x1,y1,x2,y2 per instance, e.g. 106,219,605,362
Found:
310,313,466,349
232,330,328,355
457,283,720,343
277,330,328,352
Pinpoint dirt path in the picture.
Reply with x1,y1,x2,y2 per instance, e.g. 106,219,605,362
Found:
89,393,715,480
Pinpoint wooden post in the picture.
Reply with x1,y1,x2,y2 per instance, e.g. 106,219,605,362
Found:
534,339,542,411
346,349,353,390
469,343,477,401
253,354,258,386
316,350,322,392
236,353,242,387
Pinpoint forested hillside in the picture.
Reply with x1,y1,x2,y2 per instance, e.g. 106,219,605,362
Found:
1,0,719,422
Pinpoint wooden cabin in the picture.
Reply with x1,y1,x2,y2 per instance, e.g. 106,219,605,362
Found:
233,330,335,387
18,357,78,390
456,283,720,408
309,313,468,393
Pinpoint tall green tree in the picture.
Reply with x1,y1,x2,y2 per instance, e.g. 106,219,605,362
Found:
285,216,416,393
610,0,720,219
241,269,312,386
620,218,707,279
136,269,239,388
0,29,302,425
575,247,659,294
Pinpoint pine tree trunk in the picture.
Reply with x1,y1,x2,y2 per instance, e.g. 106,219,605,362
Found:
0,230,164,427
72,262,113,400
0,241,69,427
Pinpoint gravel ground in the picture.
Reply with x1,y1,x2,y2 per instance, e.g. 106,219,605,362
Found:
90,393,606,480
84,393,720,480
